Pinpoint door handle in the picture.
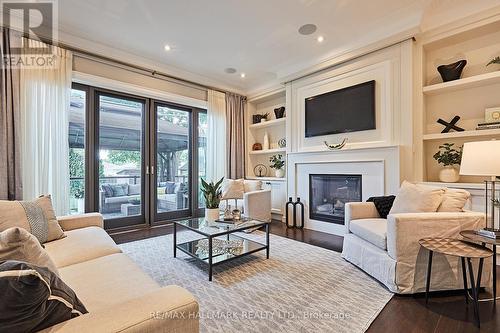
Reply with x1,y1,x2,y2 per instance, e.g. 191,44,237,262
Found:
146,166,150,175
151,166,154,175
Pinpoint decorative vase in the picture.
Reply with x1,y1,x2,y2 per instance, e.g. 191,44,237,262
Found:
439,166,460,183
205,208,220,222
263,132,269,150
275,168,285,178
252,115,262,124
260,118,267,123
274,106,285,119
437,60,467,82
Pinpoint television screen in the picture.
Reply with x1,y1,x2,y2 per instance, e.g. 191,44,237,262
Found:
305,80,376,138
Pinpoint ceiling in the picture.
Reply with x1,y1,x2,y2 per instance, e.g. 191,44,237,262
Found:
56,0,499,94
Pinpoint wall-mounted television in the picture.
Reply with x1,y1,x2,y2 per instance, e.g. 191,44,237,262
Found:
305,80,376,138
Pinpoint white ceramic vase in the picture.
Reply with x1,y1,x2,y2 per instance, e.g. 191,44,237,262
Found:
439,166,460,183
275,168,285,178
263,132,270,150
205,208,220,222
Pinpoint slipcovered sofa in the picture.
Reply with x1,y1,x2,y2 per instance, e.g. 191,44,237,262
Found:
40,213,199,332
341,202,490,294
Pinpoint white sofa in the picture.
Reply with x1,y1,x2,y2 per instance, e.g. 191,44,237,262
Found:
341,202,490,294
40,213,199,332
220,180,272,222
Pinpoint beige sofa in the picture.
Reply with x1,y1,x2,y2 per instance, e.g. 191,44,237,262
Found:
341,202,490,294
40,213,199,332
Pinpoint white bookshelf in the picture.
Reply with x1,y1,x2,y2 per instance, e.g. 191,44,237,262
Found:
422,128,500,141
248,148,286,155
422,70,500,95
249,117,286,129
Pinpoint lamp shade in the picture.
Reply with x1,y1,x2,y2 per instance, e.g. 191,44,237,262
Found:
459,140,500,176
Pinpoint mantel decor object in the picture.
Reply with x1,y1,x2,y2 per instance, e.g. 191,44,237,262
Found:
285,197,304,228
252,143,262,151
278,138,286,148
274,106,285,119
324,138,347,150
253,164,267,177
437,59,467,82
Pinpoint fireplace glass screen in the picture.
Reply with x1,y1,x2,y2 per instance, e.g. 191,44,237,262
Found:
309,174,362,224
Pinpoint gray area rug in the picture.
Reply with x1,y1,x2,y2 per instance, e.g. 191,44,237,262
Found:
119,230,393,333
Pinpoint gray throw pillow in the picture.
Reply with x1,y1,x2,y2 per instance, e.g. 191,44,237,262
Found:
110,184,127,197
0,260,88,332
165,182,176,194
101,184,113,197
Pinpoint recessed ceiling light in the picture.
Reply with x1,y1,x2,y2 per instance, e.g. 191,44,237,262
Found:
240,73,246,78
164,44,171,51
298,24,317,35
224,67,237,74
317,36,324,43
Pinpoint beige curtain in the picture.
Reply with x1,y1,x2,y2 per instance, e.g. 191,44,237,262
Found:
225,93,246,179
0,28,22,200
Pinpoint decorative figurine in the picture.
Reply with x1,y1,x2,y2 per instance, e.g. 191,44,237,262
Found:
324,138,348,150
437,116,464,133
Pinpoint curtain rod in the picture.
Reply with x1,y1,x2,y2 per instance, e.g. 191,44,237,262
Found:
7,26,232,95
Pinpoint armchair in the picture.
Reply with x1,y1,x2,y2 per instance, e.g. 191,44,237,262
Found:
342,202,490,294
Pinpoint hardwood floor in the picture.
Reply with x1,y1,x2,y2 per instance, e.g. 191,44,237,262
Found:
110,220,499,332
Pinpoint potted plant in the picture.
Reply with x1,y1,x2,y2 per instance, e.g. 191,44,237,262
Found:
201,177,224,222
269,154,285,178
433,143,462,182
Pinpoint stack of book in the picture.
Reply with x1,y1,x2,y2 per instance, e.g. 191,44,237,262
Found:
476,121,500,130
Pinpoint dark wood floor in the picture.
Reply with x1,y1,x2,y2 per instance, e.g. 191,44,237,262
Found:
110,220,499,332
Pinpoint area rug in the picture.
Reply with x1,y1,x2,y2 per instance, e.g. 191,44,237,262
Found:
119,231,393,333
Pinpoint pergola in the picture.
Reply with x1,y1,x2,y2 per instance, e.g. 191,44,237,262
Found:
68,101,205,182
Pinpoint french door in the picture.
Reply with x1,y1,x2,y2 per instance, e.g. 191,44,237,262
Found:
68,84,206,230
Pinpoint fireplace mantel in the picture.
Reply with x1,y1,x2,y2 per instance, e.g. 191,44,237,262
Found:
286,145,401,235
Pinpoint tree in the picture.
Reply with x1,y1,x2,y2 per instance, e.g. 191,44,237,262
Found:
69,148,85,198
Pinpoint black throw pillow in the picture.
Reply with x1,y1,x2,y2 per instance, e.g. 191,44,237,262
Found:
0,260,88,332
367,195,396,218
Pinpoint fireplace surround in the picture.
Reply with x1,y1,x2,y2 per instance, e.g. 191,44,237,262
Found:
309,174,362,224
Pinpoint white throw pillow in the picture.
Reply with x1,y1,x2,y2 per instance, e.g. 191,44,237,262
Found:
437,188,470,212
389,181,445,214
222,179,245,199
243,180,262,192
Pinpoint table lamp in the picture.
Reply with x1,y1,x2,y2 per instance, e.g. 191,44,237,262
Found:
460,140,500,237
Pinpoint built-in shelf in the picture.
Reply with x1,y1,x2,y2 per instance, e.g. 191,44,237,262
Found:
246,176,286,182
249,118,286,129
422,128,500,141
422,71,500,95
248,148,286,155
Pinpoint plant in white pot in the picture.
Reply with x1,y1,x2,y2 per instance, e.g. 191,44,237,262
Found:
433,143,462,183
269,154,285,178
201,177,224,222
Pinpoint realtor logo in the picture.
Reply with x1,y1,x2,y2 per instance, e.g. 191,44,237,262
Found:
1,0,58,68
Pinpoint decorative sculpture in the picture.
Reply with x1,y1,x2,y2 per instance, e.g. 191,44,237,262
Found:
324,138,348,150
437,60,467,82
253,164,267,177
274,106,285,119
437,116,464,133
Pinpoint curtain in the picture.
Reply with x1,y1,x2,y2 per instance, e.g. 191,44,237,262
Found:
225,93,246,179
206,90,226,182
20,39,73,215
0,28,23,200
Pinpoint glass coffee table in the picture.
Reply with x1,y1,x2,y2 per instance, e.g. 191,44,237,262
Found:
173,217,270,281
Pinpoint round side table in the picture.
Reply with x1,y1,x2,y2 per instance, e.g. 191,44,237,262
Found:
460,230,499,303
419,237,493,327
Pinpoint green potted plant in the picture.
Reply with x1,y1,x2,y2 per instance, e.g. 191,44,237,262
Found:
201,177,224,221
486,56,500,71
433,143,462,182
269,154,285,178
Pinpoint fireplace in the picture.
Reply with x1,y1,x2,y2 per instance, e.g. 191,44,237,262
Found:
309,174,362,224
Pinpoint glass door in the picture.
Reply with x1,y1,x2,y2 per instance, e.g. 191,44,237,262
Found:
96,91,147,229
154,102,192,221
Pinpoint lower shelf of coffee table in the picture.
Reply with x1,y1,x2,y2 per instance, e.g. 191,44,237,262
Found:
176,234,267,265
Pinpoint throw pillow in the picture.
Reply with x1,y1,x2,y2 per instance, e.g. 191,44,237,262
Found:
438,188,471,212
367,195,396,218
128,183,141,196
165,181,176,194
0,227,59,276
0,195,65,244
110,184,127,197
101,184,113,197
0,260,88,332
389,181,445,214
244,180,262,192
222,179,245,199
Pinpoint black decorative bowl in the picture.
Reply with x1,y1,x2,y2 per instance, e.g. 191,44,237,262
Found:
437,60,467,82
274,106,285,119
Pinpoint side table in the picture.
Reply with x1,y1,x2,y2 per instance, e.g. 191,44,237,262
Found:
419,237,493,327
460,230,499,303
